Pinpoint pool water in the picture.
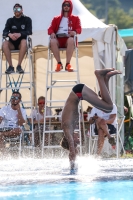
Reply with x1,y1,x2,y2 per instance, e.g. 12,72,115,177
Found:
0,180,133,200
0,157,133,200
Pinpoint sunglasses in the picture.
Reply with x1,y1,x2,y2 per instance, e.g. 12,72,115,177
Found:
13,7,22,12
63,4,70,7
38,101,45,105
11,96,20,100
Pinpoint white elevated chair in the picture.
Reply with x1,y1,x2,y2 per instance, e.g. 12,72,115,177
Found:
88,115,125,158
0,36,37,153
42,34,85,157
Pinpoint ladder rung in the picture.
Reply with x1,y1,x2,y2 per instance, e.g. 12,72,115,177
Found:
0,101,32,105
46,100,66,102
47,85,75,88
0,87,31,90
48,70,78,73
1,72,30,75
42,130,63,133
23,131,33,133
46,106,64,108
42,115,61,118
52,80,77,82
42,145,61,149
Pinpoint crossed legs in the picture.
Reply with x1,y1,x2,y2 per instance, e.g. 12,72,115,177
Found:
93,70,121,155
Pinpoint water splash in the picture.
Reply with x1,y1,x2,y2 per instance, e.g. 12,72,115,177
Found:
0,156,133,185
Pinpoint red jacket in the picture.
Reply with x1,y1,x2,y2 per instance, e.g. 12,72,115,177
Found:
48,0,82,35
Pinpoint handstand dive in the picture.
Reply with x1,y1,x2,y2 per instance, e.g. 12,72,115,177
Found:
61,68,121,172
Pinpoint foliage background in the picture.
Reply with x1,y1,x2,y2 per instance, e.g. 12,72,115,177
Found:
80,0,133,47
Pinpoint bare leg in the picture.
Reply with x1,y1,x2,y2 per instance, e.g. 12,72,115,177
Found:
96,118,110,138
82,69,114,112
61,93,79,169
95,71,121,154
62,122,76,163
66,37,74,63
50,39,61,62
94,69,114,105
104,70,122,90
97,128,105,155
2,41,15,66
18,39,27,65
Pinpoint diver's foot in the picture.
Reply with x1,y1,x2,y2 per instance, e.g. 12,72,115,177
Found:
105,70,122,81
95,68,115,77
70,168,78,175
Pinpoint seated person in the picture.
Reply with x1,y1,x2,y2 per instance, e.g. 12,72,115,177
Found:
0,91,26,149
30,96,53,146
2,3,32,74
30,96,52,123
89,103,117,155
86,106,93,121
48,0,81,72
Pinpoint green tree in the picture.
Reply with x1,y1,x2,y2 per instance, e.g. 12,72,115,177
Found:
81,0,120,19
108,8,133,29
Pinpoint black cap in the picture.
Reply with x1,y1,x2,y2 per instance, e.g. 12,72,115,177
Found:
13,3,22,9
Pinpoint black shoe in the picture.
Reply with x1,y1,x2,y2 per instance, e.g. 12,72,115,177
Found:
5,66,15,74
16,65,24,74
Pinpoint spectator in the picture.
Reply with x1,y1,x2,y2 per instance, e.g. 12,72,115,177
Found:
48,0,81,72
2,3,32,74
86,106,92,121
30,96,53,147
30,96,52,123
89,103,117,155
0,91,26,149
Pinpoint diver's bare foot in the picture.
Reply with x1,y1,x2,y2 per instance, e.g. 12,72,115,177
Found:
105,70,122,81
95,68,115,77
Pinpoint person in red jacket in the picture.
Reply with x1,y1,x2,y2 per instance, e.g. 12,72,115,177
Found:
48,0,82,72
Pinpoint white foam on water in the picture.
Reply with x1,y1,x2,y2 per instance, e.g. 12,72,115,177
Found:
0,156,133,185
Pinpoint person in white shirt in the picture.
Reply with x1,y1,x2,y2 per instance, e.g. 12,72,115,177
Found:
89,102,117,155
30,96,53,147
0,91,26,148
30,96,52,123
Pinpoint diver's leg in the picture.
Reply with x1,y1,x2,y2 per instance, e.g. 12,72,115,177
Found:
82,69,121,112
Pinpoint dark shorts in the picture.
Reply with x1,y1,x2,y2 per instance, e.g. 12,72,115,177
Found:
57,37,68,48
94,124,116,135
9,37,26,50
72,84,84,100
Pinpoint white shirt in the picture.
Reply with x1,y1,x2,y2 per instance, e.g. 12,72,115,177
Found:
90,104,117,126
0,105,26,128
30,106,52,121
56,17,68,34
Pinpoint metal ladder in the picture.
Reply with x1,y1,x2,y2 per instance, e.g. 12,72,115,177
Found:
0,36,38,155
42,35,85,157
